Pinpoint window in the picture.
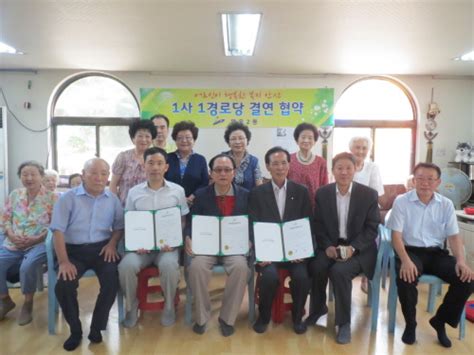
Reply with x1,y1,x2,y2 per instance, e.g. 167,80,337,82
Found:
333,77,417,184
50,72,139,177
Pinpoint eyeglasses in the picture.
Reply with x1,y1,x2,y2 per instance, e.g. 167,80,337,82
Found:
414,176,438,183
229,137,246,142
176,136,193,142
212,167,234,174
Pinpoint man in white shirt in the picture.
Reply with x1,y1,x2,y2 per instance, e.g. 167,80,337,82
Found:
307,152,380,344
387,162,473,348
118,147,189,328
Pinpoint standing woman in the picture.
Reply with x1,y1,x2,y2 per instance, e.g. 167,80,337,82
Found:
165,120,209,206
349,136,384,293
288,123,329,209
223,122,263,191
0,161,58,325
110,120,157,205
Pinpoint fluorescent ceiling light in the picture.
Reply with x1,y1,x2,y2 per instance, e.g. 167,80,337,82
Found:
453,50,474,61
222,13,261,56
0,41,24,55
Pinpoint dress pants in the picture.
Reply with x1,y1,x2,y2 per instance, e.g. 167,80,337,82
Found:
188,255,249,326
308,252,362,326
256,261,310,324
55,240,119,336
118,249,180,312
395,247,474,328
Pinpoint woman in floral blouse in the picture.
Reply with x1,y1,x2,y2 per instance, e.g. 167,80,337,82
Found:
110,119,157,205
0,161,57,325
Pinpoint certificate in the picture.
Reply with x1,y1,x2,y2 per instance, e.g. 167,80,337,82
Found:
253,218,314,262
221,215,249,256
191,215,249,256
125,206,183,251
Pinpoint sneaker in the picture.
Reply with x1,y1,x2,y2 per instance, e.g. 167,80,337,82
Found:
17,301,33,326
0,297,16,321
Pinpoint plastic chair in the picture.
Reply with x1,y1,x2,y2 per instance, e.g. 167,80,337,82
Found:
136,266,180,311
46,231,125,335
386,231,466,339
184,261,255,325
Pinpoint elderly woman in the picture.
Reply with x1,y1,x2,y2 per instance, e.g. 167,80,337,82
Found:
288,123,329,208
68,173,82,188
165,120,209,205
223,122,262,190
43,169,60,193
110,119,157,205
349,136,384,293
0,161,57,325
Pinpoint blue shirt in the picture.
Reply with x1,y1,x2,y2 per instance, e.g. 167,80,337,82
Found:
50,184,124,245
386,189,459,248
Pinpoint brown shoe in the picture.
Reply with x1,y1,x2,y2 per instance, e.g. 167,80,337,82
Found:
17,301,33,326
0,297,16,320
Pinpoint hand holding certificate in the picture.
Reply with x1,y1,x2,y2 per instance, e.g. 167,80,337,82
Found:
191,215,249,256
254,218,314,262
125,206,183,251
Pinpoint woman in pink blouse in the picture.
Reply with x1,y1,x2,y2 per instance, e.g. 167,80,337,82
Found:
288,123,329,209
110,120,157,205
0,161,57,325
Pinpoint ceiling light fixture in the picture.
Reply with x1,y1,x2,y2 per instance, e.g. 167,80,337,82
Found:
0,41,24,55
221,13,261,56
453,50,474,61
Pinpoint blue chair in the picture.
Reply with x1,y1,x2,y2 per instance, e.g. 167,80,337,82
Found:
46,231,125,335
385,227,466,339
184,259,255,326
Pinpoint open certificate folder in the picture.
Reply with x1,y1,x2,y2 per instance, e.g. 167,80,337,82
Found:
191,215,249,256
253,217,314,262
125,206,183,251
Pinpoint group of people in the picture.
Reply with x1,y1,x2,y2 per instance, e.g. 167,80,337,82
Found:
0,115,472,352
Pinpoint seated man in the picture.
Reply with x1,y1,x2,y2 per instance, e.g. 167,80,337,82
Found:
307,152,379,344
50,158,124,351
119,147,188,328
249,146,312,335
185,154,250,337
387,162,474,348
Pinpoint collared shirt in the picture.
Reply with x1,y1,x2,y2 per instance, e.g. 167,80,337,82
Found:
50,184,124,245
386,189,459,248
3,186,58,250
336,183,353,240
271,179,287,220
125,179,189,216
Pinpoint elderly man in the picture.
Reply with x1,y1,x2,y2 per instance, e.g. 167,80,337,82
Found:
387,162,474,348
151,114,176,152
50,158,124,351
307,152,380,344
119,147,188,328
185,154,250,337
249,146,312,335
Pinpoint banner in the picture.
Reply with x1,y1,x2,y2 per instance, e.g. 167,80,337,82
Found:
140,88,334,128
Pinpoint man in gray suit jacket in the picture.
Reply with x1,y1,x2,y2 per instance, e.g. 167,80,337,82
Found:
306,152,380,344
249,147,313,335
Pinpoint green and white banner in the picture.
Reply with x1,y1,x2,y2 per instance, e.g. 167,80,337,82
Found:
140,88,334,128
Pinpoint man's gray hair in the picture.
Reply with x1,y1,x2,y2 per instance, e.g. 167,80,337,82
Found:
83,158,110,172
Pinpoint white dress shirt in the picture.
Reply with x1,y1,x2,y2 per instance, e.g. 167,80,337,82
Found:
271,179,287,220
336,183,353,240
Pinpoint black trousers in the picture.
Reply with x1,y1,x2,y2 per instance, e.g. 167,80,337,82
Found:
256,261,310,324
55,240,119,335
308,251,363,326
395,246,473,328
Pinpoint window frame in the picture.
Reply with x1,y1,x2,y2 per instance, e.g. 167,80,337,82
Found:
334,76,417,169
49,71,140,172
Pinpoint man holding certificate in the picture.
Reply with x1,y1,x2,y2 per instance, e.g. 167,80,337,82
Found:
119,147,189,328
249,147,313,335
185,154,250,337
306,152,379,344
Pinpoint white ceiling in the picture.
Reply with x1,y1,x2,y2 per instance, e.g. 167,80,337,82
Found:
0,0,473,76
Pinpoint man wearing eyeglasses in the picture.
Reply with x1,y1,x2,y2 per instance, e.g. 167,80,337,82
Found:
185,154,250,337
387,162,474,348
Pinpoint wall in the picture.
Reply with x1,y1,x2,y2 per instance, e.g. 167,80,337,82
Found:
0,70,473,190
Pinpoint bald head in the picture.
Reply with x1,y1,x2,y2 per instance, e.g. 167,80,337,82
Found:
83,158,110,172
